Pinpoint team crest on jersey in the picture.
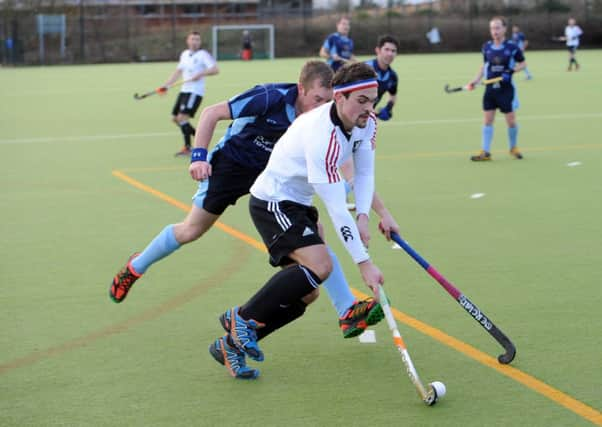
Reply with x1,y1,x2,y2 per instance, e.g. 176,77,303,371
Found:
352,140,362,153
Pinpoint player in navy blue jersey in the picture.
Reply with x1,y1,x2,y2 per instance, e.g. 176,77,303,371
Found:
319,16,355,72
511,25,532,80
467,16,527,161
365,35,399,121
110,61,332,304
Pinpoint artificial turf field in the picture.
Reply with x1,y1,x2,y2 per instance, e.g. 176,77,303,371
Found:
1,50,601,427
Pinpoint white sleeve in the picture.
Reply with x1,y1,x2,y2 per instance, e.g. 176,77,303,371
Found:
352,119,376,216
176,52,186,70
202,51,217,69
314,182,370,264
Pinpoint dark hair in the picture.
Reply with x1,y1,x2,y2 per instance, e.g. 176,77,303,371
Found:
490,16,507,27
377,35,399,49
299,60,333,90
332,62,377,97
188,31,201,37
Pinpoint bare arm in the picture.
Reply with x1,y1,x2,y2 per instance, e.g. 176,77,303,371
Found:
189,102,231,181
164,68,182,87
320,45,345,62
190,65,219,81
193,101,231,150
371,193,400,241
319,46,330,59
512,61,526,73
469,65,484,87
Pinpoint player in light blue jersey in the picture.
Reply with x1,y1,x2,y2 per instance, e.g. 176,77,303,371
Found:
366,35,399,121
511,25,533,80
467,16,527,161
320,16,356,72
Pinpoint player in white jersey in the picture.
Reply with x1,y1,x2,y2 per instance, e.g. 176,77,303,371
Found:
160,31,219,156
560,18,583,71
212,63,385,378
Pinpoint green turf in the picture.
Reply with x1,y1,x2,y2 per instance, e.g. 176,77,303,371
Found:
1,50,601,427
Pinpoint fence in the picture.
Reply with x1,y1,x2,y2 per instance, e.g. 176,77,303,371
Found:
1,0,601,65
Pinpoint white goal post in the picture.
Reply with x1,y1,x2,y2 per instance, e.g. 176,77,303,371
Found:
211,24,275,60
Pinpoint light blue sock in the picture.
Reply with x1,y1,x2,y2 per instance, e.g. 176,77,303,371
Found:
343,180,353,196
482,125,494,152
130,224,181,274
524,67,532,77
323,247,357,317
508,126,518,150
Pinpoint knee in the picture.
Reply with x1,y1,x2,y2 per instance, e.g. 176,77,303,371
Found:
302,288,320,305
174,221,206,244
309,258,332,282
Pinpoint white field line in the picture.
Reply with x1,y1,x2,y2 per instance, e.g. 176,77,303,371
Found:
388,112,602,127
0,132,174,145
1,112,600,145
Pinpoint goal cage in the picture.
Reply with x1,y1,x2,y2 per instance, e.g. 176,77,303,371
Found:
211,24,275,60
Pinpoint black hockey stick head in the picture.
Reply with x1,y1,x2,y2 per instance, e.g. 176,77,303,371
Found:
497,342,517,364
444,84,463,94
133,91,152,100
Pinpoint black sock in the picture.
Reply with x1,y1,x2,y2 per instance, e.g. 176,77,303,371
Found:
240,265,321,324
257,299,307,341
179,122,196,148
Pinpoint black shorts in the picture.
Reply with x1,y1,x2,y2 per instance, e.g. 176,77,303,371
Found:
483,85,516,114
192,150,261,215
249,196,323,267
567,46,577,53
172,92,203,117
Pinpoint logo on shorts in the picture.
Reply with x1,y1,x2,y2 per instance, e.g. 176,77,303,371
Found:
340,226,353,242
302,227,314,237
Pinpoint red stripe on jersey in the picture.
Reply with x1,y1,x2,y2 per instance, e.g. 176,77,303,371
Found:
331,141,341,182
325,129,340,183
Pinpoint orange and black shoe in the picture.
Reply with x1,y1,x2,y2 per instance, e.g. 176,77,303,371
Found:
174,146,191,157
470,150,492,162
339,298,385,339
110,253,142,303
510,147,523,159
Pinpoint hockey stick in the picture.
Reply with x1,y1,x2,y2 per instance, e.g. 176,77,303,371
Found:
444,77,502,94
390,232,516,364
378,284,446,406
133,80,188,101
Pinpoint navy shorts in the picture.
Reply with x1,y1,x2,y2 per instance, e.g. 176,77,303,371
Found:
483,84,517,114
192,149,261,215
249,196,323,267
567,46,577,53
172,92,203,117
